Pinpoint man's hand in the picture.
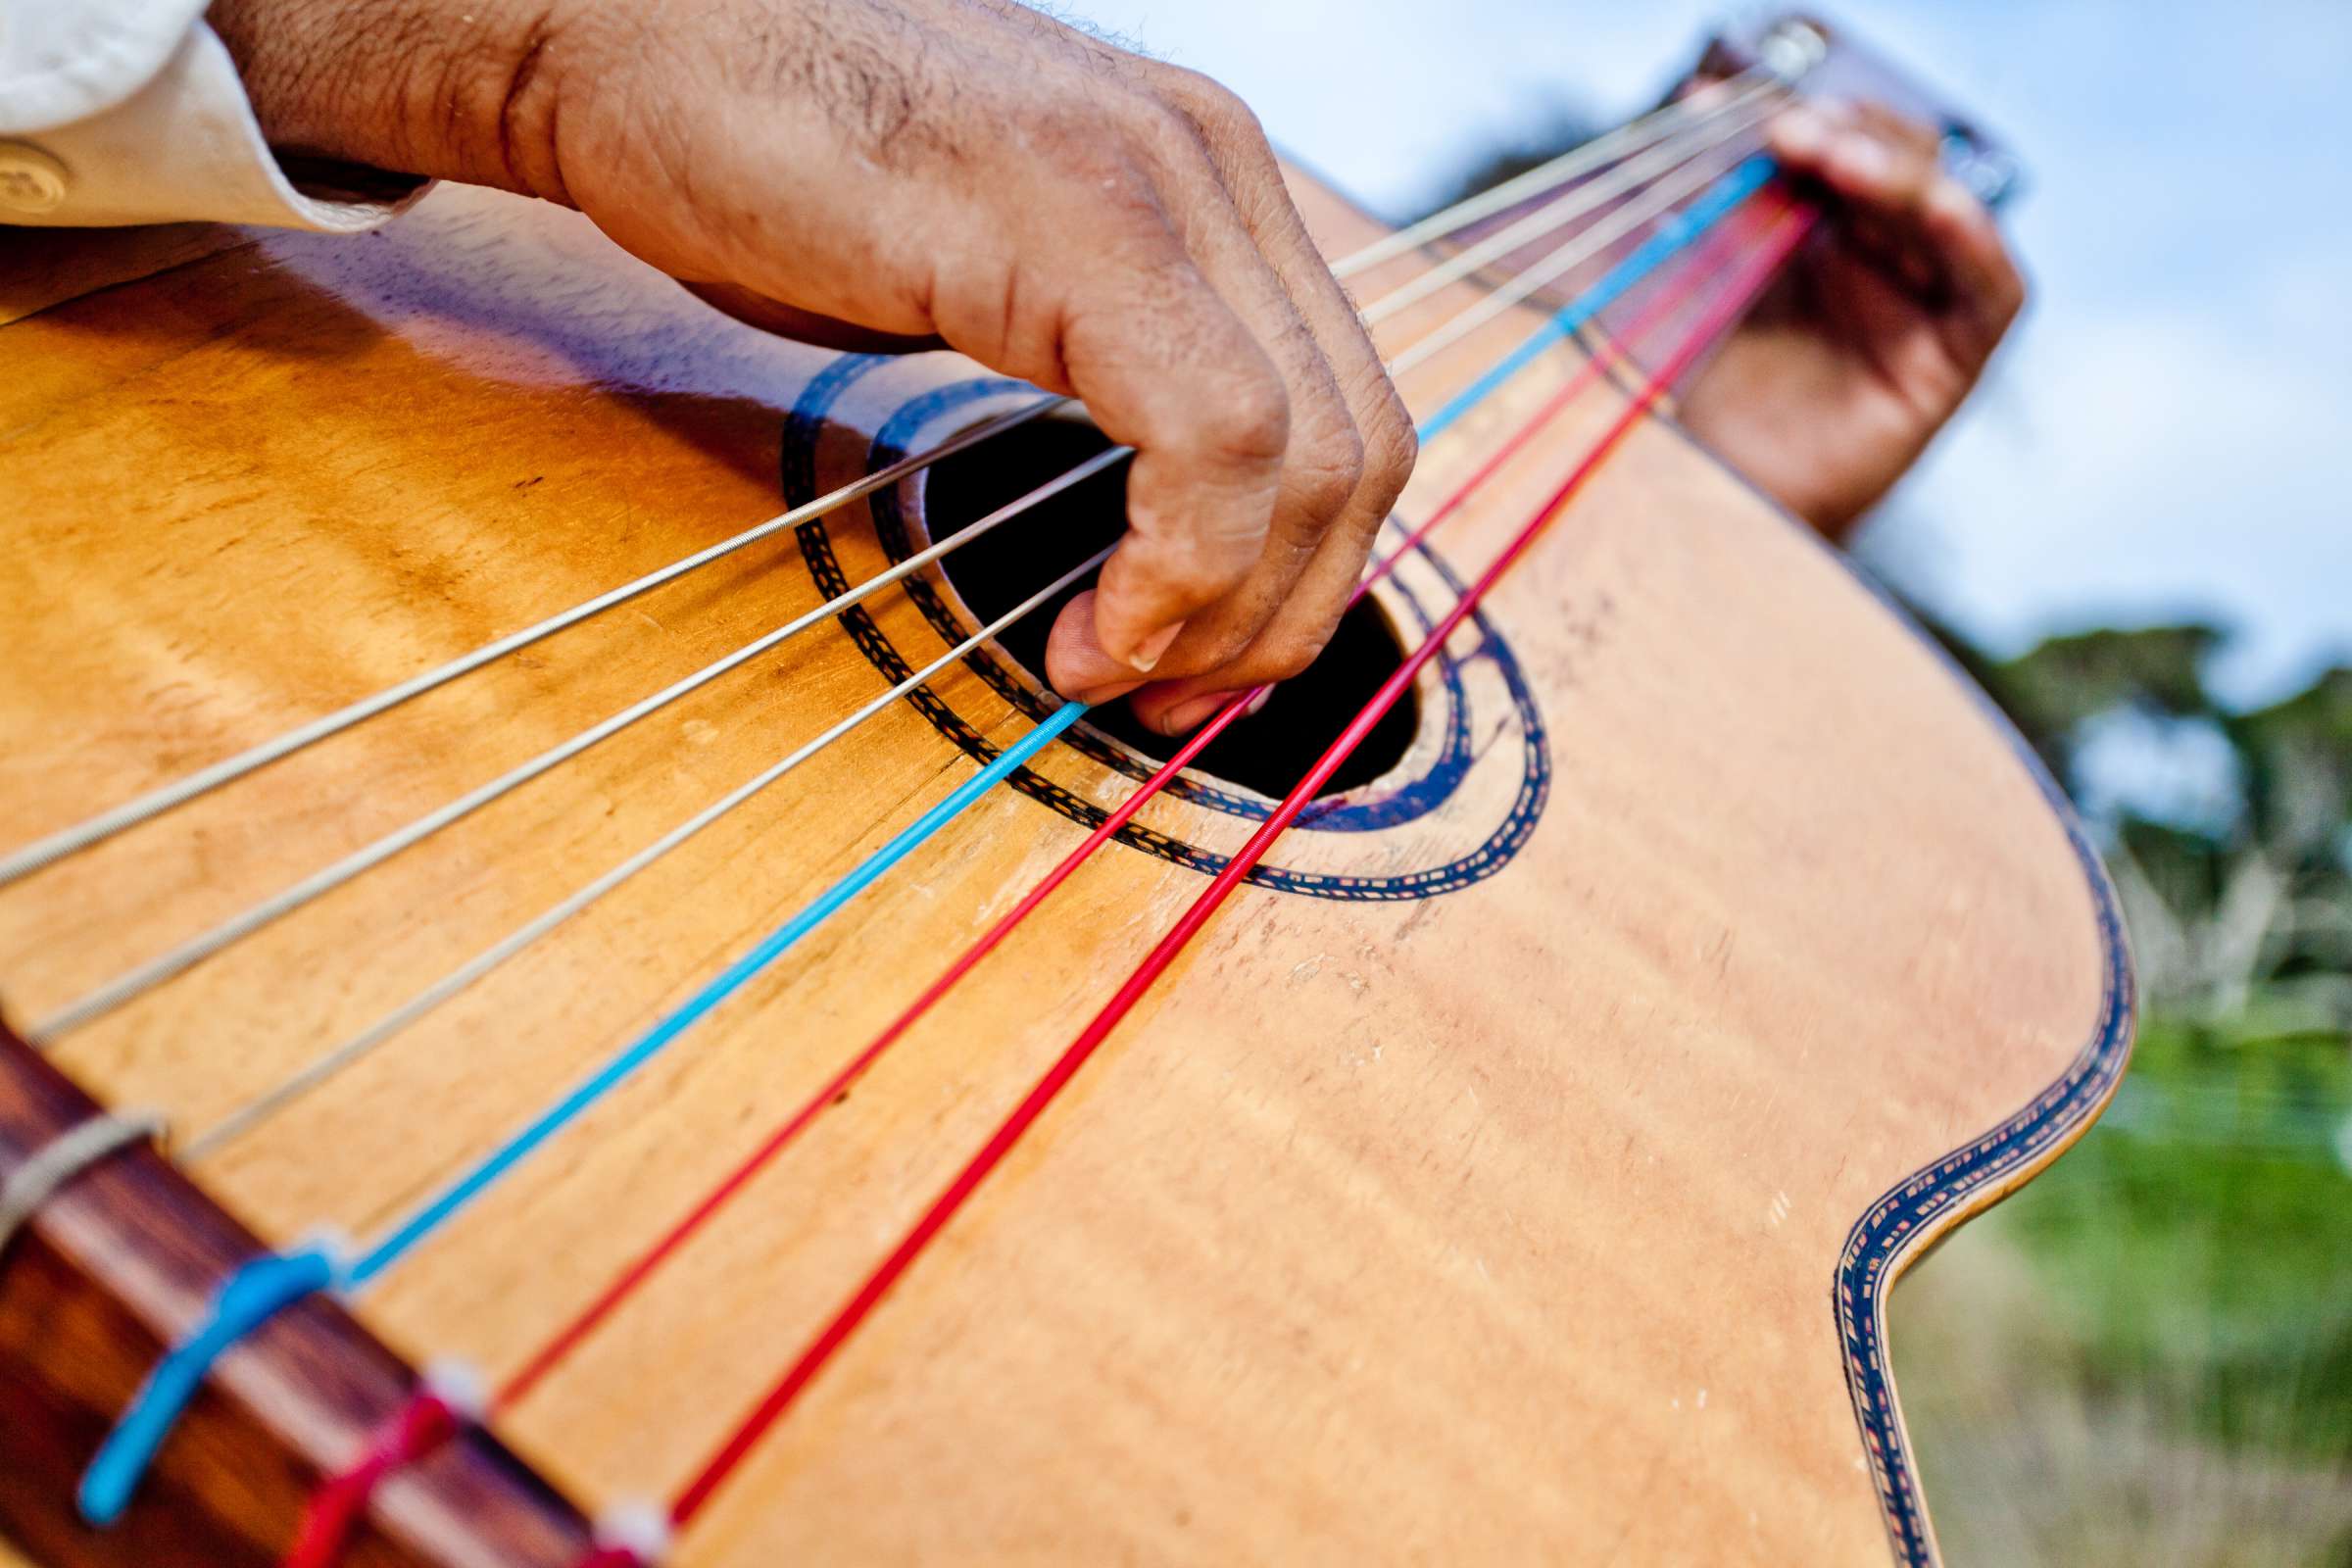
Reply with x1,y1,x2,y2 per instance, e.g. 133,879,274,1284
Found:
1679,100,2027,538
207,0,1415,733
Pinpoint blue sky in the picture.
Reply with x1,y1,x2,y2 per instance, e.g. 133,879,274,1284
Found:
1059,0,2352,707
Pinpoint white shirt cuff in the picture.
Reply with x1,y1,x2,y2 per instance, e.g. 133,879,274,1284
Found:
0,19,428,231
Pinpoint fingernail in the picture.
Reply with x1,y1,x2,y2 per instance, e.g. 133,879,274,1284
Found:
1244,687,1273,716
1125,619,1186,674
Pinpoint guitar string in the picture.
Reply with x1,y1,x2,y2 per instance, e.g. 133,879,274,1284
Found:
327,155,1778,1300
0,395,1068,891
1326,57,1790,278
26,100,1771,1049
0,1109,170,1254
1396,124,1765,389
72,551,1108,1526
487,185,1794,1424
76,153,1789,1539
0,53,1805,898
1353,75,1780,325
650,198,1823,1553
27,446,1127,1042
162,133,1778,1159
1408,139,1771,434
69,133,1784,1527
176,541,1117,1162
278,177,1798,1568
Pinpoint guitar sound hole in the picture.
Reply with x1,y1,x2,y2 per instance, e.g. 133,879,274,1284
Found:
922,416,1418,801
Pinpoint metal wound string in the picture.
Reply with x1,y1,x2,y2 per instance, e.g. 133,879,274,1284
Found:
25,82,1775,1050
29,446,1129,1043
1329,18,1821,277
1393,142,1772,385
646,201,1823,1545
167,122,1781,1163
243,162,1775,1288
1355,76,1779,325
465,190,1793,1427
180,541,1119,1161
1329,62,1779,278
0,395,1068,891
336,548,1111,1291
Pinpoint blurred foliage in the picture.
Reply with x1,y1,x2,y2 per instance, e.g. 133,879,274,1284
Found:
1896,621,2352,1566
2017,1019,2352,1462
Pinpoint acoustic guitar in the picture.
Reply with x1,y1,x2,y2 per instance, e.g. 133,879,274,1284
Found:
0,16,2130,1567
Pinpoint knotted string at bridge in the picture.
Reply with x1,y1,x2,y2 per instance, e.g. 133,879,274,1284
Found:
78,1244,340,1525
0,1109,166,1255
261,158,1798,1568
281,1374,479,1568
54,117,1798,1556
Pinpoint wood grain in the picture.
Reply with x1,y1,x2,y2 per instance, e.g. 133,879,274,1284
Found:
0,169,2125,1567
0,1022,592,1566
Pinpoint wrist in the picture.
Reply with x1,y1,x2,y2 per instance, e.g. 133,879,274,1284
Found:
203,0,590,203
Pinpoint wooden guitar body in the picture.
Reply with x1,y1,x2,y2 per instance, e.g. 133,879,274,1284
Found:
0,161,2130,1566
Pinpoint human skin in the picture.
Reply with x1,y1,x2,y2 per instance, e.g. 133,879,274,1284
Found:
1690,101,2028,539
203,0,2022,730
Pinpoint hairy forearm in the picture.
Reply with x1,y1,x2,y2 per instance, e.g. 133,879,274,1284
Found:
193,0,1419,726
205,0,582,202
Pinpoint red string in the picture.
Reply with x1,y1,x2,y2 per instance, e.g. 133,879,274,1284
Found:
495,182,1789,1446
284,193,1805,1568
280,1391,462,1568
640,199,1818,1548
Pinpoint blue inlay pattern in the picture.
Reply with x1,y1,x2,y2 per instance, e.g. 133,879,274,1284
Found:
861,377,1477,834
780,369,1555,904
1825,585,2137,1566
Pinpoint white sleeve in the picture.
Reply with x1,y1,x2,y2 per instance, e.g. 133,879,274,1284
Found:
0,0,428,231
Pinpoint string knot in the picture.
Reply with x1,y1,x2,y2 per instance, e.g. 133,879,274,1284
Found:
78,1243,339,1526
282,1364,479,1568
0,1108,166,1254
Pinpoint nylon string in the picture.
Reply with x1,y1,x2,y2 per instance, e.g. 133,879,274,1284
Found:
166,127,1785,1161
320,155,1780,1301
30,100,1778,1048
0,38,1813,900
656,195,1823,1545
281,174,1809,1568
41,108,1810,1528
479,182,1798,1430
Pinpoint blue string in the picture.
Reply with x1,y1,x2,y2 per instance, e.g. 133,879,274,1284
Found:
331,156,1782,1298
71,154,1788,1523
67,154,1792,1520
342,701,1091,1291
77,1246,337,1525
78,710,1089,1519
1418,153,1778,443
